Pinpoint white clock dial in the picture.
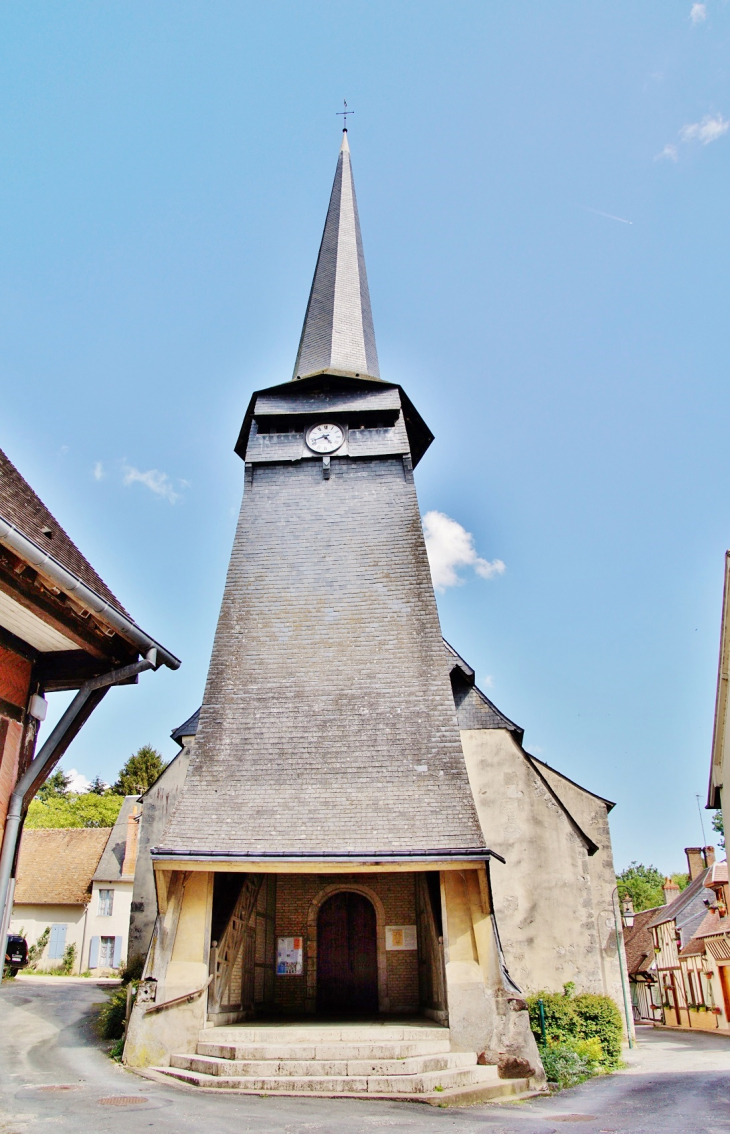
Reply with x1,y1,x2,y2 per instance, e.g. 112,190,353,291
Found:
306,423,344,454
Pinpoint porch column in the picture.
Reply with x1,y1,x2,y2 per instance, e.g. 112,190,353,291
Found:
440,867,544,1082
124,870,213,1068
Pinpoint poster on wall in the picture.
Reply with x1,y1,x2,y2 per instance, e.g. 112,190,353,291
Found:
385,925,417,951
276,936,303,974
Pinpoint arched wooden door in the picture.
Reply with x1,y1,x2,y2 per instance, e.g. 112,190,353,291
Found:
316,891,378,1015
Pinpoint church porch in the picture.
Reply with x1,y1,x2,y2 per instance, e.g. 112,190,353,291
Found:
124,855,542,1091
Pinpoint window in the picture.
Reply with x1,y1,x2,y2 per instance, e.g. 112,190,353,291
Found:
99,936,115,967
48,924,67,959
98,889,113,916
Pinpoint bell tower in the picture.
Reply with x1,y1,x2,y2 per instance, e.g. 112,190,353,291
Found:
163,133,484,857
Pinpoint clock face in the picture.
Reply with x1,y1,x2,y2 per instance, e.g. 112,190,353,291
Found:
306,423,344,454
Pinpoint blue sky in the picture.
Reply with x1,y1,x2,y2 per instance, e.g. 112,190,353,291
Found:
2,2,728,873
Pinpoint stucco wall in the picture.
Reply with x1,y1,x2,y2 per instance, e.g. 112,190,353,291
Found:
536,758,628,1016
460,727,607,996
84,879,133,970
10,904,86,972
128,742,193,967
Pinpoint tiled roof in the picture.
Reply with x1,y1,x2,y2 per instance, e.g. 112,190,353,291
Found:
0,447,127,616
14,828,110,905
623,907,661,976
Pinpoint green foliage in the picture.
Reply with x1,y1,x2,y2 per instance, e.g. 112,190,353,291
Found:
713,810,725,850
59,943,76,975
27,927,50,969
527,989,623,1074
112,745,166,796
36,770,72,802
572,993,623,1064
616,862,665,912
25,793,122,829
670,872,689,891
109,1036,125,1061
539,1038,604,1089
88,776,110,795
120,955,144,984
98,984,129,1039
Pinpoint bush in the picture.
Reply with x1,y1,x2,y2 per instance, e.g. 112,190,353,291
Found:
572,993,623,1066
527,988,624,1076
27,927,50,969
540,1039,602,1089
59,943,76,974
98,984,129,1040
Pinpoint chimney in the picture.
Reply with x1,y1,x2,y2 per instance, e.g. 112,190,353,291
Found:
121,805,141,878
663,877,680,905
685,846,715,881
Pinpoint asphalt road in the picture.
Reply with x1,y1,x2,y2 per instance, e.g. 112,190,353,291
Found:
2,977,730,1134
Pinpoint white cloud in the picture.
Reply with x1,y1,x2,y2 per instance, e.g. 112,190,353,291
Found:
655,143,678,162
93,461,105,481
680,114,729,144
690,3,707,24
65,769,91,793
481,675,495,689
122,464,181,504
422,510,505,593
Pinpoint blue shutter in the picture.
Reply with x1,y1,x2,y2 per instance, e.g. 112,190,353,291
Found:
89,936,99,968
48,924,66,959
113,936,122,968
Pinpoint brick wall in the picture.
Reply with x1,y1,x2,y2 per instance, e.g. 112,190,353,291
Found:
274,871,420,1015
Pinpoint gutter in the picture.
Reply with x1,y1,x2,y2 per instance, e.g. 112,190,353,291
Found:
0,514,180,671
0,651,160,954
150,847,506,865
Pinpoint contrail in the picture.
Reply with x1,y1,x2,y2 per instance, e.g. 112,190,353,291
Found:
581,206,633,225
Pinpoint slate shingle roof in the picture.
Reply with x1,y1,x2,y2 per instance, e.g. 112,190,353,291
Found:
0,447,127,616
649,869,715,948
14,828,110,905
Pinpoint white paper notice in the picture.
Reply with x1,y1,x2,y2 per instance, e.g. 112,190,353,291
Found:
276,936,303,974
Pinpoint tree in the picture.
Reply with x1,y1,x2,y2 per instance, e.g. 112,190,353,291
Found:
616,862,665,912
712,810,725,850
88,776,109,795
36,769,72,802
25,792,123,829
112,744,167,796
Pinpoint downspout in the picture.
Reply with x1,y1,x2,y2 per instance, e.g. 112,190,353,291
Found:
0,650,159,953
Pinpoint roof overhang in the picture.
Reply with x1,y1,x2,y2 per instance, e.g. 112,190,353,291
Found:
235,373,434,469
150,847,504,873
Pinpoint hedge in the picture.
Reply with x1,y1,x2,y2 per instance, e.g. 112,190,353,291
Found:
527,989,623,1072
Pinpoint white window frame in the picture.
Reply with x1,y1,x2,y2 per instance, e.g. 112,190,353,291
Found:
98,888,114,917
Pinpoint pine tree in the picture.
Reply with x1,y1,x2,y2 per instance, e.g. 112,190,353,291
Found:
112,745,167,796
88,776,109,795
36,769,72,802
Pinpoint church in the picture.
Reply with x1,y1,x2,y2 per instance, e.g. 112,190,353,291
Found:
124,132,628,1100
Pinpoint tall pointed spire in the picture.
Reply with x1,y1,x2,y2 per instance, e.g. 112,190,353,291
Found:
293,132,380,381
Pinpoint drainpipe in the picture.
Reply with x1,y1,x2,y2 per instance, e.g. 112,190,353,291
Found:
0,650,159,955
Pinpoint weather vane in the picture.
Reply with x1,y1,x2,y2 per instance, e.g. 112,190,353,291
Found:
336,100,354,130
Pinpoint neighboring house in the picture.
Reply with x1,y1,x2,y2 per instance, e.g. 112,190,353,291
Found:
84,795,141,972
10,827,110,971
0,447,179,947
648,847,726,1031
623,904,661,1023
10,796,142,973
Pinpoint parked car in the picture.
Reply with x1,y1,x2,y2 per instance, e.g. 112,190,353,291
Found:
4,934,28,976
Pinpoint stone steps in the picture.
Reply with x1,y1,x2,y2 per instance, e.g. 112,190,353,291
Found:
171,1050,479,1078
159,1063,499,1095
153,1020,533,1104
197,1040,452,1060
